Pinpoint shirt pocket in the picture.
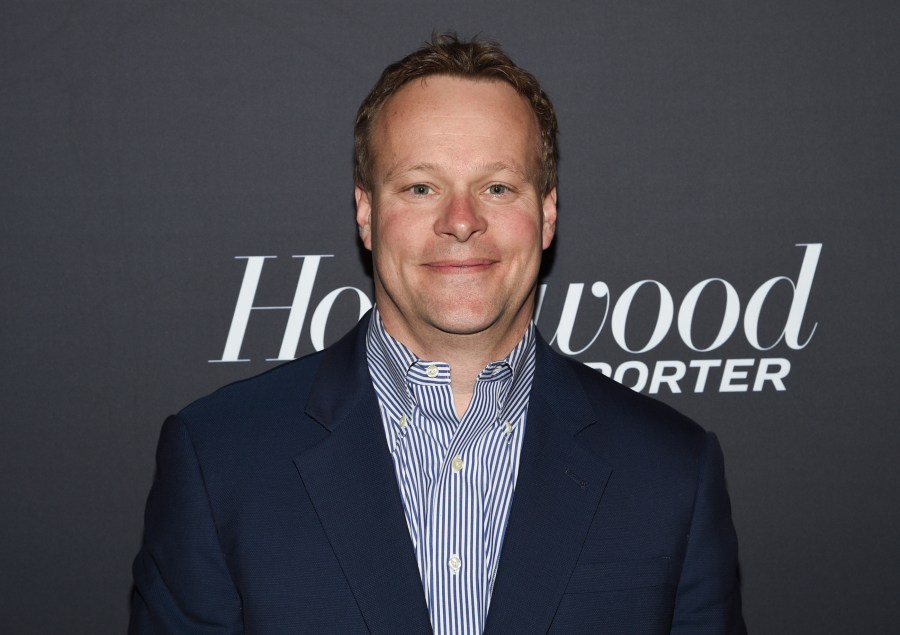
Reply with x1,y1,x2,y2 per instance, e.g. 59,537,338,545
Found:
564,556,674,594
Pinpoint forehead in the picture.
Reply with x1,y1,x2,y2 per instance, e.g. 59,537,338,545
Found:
381,74,534,120
370,75,540,173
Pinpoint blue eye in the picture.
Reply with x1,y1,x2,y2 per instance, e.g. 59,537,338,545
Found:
410,184,431,196
487,184,508,195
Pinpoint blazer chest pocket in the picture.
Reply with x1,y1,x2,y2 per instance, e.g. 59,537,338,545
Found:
564,556,674,594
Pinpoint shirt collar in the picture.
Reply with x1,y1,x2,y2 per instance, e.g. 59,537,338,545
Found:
366,306,535,409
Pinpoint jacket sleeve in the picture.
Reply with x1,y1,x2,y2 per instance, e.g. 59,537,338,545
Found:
671,431,747,634
129,415,244,634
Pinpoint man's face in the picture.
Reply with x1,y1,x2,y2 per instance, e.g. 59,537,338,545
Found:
355,75,557,352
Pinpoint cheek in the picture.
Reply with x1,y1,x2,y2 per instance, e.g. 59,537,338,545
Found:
377,206,424,240
497,215,545,255
371,212,401,251
372,216,422,273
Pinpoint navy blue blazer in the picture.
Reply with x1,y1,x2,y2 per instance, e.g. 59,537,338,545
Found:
130,314,745,634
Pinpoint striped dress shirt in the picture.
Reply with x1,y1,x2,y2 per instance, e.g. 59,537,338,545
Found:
365,309,536,635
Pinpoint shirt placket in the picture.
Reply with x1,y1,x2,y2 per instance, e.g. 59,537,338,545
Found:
367,312,536,635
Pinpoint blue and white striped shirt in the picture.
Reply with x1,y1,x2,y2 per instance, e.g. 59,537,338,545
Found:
365,309,536,635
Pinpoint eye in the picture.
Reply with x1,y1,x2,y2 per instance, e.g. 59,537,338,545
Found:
486,183,509,196
408,184,433,196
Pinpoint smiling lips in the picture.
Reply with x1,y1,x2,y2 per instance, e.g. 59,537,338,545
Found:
425,258,497,272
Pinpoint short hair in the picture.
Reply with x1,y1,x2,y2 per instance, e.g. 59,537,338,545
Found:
354,32,559,197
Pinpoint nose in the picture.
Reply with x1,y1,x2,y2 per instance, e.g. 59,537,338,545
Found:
434,192,486,242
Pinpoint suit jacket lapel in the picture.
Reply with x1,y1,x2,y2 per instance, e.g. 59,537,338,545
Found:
484,339,613,634
293,318,612,634
294,317,432,635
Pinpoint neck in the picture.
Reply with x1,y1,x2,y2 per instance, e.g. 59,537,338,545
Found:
377,310,532,419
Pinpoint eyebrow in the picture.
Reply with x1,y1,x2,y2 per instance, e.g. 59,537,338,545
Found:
382,160,532,184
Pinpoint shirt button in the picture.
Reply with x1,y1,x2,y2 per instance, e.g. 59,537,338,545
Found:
505,420,514,434
426,364,439,378
451,456,464,473
398,415,408,430
448,554,461,574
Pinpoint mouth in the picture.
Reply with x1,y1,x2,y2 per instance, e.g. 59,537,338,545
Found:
424,258,497,273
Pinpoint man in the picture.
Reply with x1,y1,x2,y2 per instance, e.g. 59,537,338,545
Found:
131,34,745,634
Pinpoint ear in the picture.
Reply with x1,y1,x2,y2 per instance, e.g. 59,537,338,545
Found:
541,187,558,250
355,185,373,250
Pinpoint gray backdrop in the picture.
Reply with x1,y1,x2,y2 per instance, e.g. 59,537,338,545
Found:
3,1,898,633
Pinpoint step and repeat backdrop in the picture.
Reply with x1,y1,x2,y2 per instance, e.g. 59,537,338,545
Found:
3,1,898,633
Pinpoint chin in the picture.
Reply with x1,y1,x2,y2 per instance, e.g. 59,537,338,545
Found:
425,306,503,336
432,320,496,336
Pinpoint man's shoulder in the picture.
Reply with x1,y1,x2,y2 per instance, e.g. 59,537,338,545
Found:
169,351,328,455
181,350,327,423
178,316,370,437
568,353,700,426
539,342,708,454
